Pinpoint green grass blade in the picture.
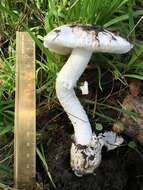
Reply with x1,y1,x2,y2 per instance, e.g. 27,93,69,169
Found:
104,10,143,27
36,147,56,189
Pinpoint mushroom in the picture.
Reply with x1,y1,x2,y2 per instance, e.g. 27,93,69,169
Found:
44,24,133,176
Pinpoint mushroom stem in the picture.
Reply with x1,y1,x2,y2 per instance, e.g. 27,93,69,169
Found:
56,48,93,145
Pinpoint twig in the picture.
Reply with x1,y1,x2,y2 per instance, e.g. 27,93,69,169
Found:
127,16,143,38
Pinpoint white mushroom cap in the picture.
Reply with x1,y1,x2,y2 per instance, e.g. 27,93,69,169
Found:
44,24,133,55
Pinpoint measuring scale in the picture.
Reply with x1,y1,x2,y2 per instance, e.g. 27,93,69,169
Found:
14,32,36,189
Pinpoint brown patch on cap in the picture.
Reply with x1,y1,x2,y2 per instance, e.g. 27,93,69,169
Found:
70,24,103,33
70,24,118,41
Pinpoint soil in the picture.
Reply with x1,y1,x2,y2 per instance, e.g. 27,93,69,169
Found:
36,124,143,190
36,76,143,190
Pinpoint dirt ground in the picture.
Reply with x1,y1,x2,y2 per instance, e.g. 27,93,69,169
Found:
36,123,143,190
36,76,143,190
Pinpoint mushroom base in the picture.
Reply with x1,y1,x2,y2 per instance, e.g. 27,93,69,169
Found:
70,133,103,177
70,131,124,177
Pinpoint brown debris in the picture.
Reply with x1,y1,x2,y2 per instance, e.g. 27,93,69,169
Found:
113,80,143,144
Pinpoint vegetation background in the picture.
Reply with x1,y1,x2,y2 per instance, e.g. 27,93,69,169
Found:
0,0,143,189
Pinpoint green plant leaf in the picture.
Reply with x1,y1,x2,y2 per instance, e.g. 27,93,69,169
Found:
124,74,143,80
95,123,103,131
128,141,137,149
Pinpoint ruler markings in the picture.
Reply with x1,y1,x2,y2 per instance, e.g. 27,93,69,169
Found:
14,32,36,189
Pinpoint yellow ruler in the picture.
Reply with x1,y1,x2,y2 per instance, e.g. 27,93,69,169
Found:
14,32,36,189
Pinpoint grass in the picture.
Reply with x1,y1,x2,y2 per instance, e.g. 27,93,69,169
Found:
37,146,56,188
0,0,143,187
